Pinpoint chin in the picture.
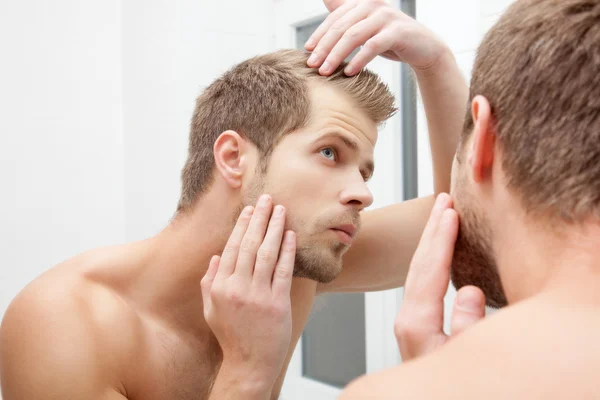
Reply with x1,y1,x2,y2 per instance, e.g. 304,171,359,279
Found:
292,243,344,284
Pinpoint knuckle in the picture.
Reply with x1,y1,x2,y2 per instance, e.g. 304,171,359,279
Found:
393,315,406,337
393,323,406,341
256,247,275,264
390,20,405,34
248,297,263,310
393,312,416,340
209,281,223,296
330,22,346,35
209,289,221,304
226,288,245,306
269,303,288,320
222,243,239,257
375,5,395,19
200,278,209,292
365,0,384,10
344,27,361,41
240,238,259,253
273,265,291,279
253,296,275,312
364,37,381,51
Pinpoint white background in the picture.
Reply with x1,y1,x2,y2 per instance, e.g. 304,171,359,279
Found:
1,0,514,397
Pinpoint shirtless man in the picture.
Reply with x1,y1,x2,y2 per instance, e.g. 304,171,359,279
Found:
0,1,469,399
336,0,600,398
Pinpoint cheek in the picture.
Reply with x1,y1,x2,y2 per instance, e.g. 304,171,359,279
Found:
264,163,327,230
269,158,324,196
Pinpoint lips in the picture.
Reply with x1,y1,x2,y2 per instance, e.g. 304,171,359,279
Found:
333,224,358,238
330,224,358,245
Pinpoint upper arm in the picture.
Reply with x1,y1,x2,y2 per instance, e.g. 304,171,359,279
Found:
318,195,435,293
0,284,127,400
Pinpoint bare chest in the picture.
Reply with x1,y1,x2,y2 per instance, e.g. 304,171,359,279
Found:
127,279,317,400
129,330,222,400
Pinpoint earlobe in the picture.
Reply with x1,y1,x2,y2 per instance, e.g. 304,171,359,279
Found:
469,96,495,183
213,130,246,189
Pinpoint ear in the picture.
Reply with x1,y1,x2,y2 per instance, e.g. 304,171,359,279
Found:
469,95,495,184
213,130,250,189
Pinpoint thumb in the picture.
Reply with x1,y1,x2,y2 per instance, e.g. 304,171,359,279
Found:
450,285,486,337
201,255,221,313
323,0,347,12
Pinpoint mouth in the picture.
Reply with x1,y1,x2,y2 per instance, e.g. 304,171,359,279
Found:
330,224,358,245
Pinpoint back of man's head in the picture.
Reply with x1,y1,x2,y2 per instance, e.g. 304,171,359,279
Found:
461,0,600,222
177,49,395,212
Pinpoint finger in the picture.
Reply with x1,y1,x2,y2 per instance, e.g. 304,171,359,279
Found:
451,285,486,336
215,206,254,279
235,194,273,277
253,205,287,286
305,1,357,54
319,13,386,75
341,29,397,75
272,231,296,298
310,4,373,74
401,208,459,337
416,193,452,250
323,0,347,12
404,208,459,301
201,255,221,313
402,195,452,291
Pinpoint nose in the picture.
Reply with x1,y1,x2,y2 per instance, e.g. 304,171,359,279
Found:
340,175,374,211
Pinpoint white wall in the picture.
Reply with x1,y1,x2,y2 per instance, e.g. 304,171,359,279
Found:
122,0,275,241
0,0,275,319
0,0,126,319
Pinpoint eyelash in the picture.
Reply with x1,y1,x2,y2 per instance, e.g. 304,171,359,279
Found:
319,146,338,161
318,146,370,182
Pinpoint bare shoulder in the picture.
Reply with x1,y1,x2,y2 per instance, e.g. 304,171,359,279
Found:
340,299,600,399
0,255,139,399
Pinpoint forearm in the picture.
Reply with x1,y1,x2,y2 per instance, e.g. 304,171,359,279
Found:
208,361,274,400
414,47,469,194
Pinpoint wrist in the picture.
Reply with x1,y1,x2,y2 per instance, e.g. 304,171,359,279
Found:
413,44,457,79
217,359,276,396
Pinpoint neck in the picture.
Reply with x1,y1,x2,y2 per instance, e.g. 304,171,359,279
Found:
496,213,600,305
126,189,241,334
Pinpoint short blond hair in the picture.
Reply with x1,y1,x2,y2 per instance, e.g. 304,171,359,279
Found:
177,49,396,212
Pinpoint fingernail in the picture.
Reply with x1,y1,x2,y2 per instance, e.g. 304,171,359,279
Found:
436,194,446,206
457,291,483,311
244,206,254,216
441,209,455,225
305,38,315,48
308,52,319,66
259,194,270,207
274,205,284,216
286,230,296,243
320,60,331,74
344,65,354,75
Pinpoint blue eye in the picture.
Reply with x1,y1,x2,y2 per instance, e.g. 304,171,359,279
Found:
320,147,336,161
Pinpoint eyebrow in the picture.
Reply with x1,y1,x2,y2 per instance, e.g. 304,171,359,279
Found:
316,131,375,180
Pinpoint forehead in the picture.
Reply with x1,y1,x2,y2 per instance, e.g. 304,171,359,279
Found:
304,82,378,148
